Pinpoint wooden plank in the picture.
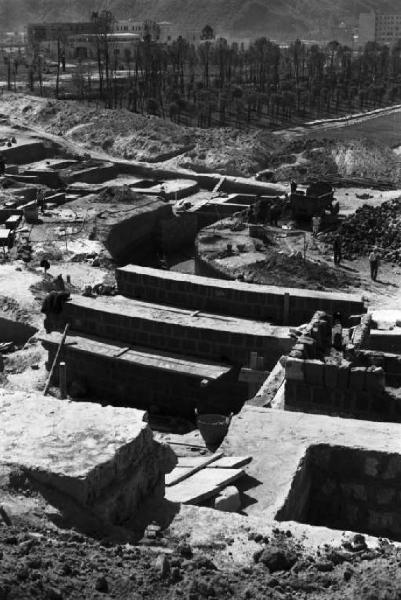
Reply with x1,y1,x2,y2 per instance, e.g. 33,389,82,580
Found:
44,324,69,396
165,468,244,504
174,455,252,469
113,346,130,358
165,452,223,486
209,456,252,469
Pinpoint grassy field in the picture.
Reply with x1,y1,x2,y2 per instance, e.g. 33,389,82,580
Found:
305,109,401,148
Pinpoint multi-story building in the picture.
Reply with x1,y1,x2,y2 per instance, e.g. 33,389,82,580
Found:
358,11,401,46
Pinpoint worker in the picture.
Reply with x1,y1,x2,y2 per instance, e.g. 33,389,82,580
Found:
36,188,46,213
54,274,65,291
0,154,5,176
290,181,297,194
369,248,380,281
40,258,50,274
333,235,342,266
270,203,280,227
159,184,167,202
312,214,321,238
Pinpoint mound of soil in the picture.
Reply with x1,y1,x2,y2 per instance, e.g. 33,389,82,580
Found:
233,251,355,290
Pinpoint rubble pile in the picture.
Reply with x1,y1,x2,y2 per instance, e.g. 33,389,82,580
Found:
327,197,401,262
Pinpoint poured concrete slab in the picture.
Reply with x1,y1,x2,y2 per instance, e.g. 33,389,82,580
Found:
222,406,401,520
0,390,176,522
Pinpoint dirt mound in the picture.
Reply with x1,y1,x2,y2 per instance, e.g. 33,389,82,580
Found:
233,251,355,290
325,197,401,263
0,94,279,176
273,138,401,186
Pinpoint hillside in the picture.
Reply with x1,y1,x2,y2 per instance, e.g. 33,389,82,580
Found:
1,0,401,39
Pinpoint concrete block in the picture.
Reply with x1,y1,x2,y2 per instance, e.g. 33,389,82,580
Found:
337,362,350,388
330,388,344,408
324,363,339,389
296,382,313,405
285,358,304,381
350,367,367,391
284,380,298,406
304,360,324,386
365,367,385,392
293,343,306,356
298,336,316,359
214,485,241,512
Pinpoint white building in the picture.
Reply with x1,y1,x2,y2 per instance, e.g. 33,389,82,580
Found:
358,11,401,46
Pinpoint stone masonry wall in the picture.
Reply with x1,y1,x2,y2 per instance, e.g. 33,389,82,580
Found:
116,265,366,326
284,357,396,422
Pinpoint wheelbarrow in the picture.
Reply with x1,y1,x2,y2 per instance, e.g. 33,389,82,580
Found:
195,410,233,447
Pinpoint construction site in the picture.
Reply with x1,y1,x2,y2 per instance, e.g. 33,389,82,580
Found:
2,93,401,599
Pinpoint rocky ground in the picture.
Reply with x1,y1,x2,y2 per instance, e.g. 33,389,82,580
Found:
2,487,401,600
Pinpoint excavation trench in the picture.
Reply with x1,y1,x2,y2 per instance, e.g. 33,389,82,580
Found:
276,444,401,542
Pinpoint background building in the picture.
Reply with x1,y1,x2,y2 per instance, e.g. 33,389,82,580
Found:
358,11,401,46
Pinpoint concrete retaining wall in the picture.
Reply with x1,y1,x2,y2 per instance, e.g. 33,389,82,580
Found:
116,264,366,326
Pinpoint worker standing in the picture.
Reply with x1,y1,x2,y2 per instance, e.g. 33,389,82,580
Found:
36,188,46,214
54,274,66,291
369,248,380,281
333,235,342,266
312,214,321,238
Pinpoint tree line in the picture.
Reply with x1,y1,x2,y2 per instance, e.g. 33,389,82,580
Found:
4,12,401,130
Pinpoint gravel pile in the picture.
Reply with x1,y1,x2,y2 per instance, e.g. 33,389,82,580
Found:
327,197,401,262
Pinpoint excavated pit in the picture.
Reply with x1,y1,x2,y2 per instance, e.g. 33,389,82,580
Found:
276,444,401,541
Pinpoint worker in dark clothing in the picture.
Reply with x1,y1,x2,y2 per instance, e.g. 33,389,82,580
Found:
333,235,342,266
40,258,50,274
270,203,280,227
36,188,46,213
54,274,65,291
0,155,5,176
290,181,297,194
369,248,380,281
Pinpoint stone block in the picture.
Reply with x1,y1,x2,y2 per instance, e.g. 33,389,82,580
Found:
298,336,316,359
384,456,401,480
350,367,367,391
376,487,395,505
293,343,306,356
330,388,344,408
284,380,298,406
214,486,241,512
365,367,385,392
313,385,329,407
285,358,304,381
337,362,350,389
304,360,324,386
296,382,313,405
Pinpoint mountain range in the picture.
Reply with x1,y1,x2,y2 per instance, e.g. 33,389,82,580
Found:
1,0,401,40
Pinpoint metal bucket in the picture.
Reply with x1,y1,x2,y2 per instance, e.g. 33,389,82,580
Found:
196,411,233,447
